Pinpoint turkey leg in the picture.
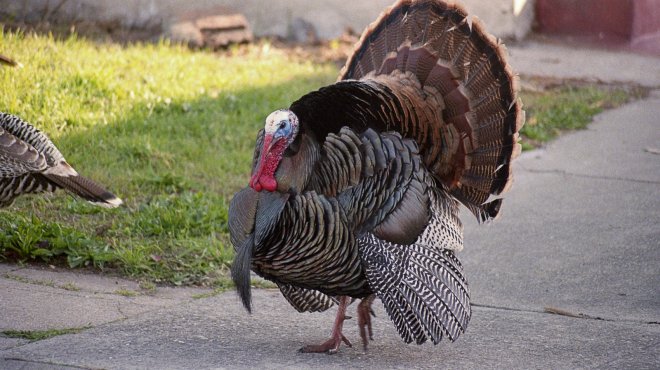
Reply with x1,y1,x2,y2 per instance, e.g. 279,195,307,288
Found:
299,296,352,354
357,294,376,350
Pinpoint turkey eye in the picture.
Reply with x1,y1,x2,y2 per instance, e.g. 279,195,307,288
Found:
279,121,287,129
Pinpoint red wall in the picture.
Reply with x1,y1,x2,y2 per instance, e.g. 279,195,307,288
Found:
536,0,660,53
535,0,634,41
632,0,660,38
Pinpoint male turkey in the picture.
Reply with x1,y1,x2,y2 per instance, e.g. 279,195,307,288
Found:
0,112,122,208
229,0,523,353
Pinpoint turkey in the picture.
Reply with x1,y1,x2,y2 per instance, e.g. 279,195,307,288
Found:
0,112,123,208
229,0,523,353
0,54,20,67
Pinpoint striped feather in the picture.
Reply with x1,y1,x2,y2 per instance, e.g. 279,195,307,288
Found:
359,233,471,344
0,112,122,208
278,283,337,313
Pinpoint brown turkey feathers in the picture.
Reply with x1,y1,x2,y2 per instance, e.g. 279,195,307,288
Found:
229,0,523,352
0,112,122,208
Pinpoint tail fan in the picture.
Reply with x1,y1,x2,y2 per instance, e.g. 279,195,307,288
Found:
340,0,524,222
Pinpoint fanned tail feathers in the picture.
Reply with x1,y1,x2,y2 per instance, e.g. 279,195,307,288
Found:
340,0,524,222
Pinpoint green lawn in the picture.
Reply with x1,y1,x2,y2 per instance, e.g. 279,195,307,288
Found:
2,327,90,341
0,30,336,286
0,30,645,286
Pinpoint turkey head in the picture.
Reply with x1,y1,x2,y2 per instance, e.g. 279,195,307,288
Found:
249,110,299,192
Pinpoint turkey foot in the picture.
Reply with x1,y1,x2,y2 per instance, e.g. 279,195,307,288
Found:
299,296,352,354
358,294,376,350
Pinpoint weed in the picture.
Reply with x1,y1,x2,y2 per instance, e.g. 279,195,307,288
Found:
0,215,115,268
3,273,55,288
191,288,227,300
2,326,90,341
113,288,139,297
2,273,31,284
251,278,278,289
139,280,157,292
60,282,81,291
3,273,83,291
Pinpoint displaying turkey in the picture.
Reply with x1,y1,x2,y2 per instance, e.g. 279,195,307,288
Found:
229,0,523,353
0,112,123,208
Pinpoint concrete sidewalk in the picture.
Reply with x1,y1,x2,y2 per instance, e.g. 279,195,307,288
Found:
2,43,660,369
508,41,660,88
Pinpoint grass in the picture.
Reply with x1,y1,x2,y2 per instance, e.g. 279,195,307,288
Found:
139,280,157,292
0,30,336,286
3,272,81,291
191,286,230,300
3,272,55,287
0,30,646,287
519,82,647,150
60,282,81,291
113,288,139,297
2,327,90,341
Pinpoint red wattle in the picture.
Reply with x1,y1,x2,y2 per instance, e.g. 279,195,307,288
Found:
257,176,277,192
249,135,286,192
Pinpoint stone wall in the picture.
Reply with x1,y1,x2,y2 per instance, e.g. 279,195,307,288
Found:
0,0,534,41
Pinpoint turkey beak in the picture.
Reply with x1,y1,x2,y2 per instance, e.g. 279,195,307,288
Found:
266,129,290,151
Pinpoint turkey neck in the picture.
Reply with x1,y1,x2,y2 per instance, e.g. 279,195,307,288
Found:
274,131,319,194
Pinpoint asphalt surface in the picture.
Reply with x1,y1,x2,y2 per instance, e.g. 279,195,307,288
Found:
1,42,659,369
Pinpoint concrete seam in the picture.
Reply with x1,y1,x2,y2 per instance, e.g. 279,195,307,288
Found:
587,338,660,369
0,338,31,352
472,303,660,325
518,166,660,185
517,75,660,91
116,302,129,320
3,283,122,301
2,357,100,369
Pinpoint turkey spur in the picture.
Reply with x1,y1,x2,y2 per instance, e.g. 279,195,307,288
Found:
229,0,524,353
0,112,122,208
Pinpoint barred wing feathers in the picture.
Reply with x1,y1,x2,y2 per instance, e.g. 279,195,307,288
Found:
0,112,122,208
